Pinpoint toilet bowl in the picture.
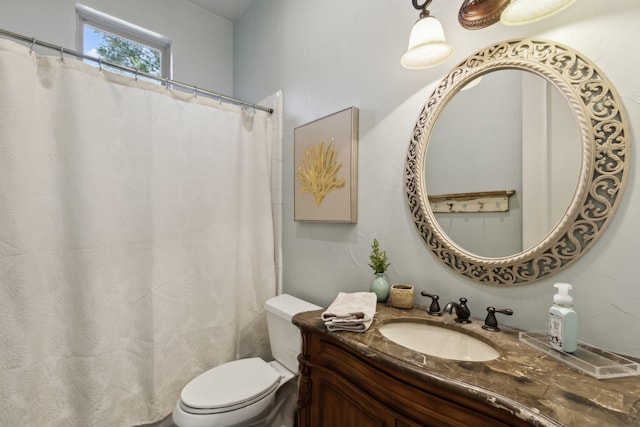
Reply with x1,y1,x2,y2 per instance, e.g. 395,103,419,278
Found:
172,294,320,427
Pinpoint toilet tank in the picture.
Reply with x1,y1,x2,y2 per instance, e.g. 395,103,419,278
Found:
265,294,321,373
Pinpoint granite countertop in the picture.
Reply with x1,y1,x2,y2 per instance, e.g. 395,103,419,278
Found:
292,304,640,427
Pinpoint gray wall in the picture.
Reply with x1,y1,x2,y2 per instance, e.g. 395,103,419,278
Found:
235,0,640,357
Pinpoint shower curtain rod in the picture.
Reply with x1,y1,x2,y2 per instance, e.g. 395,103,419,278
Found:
0,28,273,114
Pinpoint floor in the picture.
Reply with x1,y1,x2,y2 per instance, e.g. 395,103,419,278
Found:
268,378,297,427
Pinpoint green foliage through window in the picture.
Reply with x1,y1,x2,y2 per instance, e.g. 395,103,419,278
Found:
84,25,163,78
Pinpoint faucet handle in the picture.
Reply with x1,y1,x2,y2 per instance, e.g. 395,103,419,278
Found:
420,291,442,316
455,297,471,323
482,306,513,332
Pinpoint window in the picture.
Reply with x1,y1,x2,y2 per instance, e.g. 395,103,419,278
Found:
77,4,171,81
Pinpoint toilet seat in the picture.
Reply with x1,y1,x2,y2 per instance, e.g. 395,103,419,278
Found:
179,357,282,415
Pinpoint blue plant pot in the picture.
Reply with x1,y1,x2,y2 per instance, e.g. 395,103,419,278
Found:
370,273,390,302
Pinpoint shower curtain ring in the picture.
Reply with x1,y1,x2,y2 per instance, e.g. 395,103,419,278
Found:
134,69,138,81
29,38,36,54
194,86,198,96
164,77,170,89
98,58,102,71
59,46,64,61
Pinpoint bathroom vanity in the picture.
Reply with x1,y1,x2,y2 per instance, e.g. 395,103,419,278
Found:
293,305,640,426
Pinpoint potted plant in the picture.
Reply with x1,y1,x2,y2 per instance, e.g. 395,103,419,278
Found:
368,238,390,302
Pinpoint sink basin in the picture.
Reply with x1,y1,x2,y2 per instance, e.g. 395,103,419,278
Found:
379,322,500,362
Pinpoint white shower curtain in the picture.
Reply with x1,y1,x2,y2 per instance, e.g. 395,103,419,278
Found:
0,39,277,426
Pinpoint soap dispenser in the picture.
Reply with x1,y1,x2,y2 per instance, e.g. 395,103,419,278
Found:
549,283,577,353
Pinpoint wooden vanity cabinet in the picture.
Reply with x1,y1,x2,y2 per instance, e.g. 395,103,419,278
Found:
296,327,532,427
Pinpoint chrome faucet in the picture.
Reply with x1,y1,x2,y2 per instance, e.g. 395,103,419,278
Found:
443,297,471,323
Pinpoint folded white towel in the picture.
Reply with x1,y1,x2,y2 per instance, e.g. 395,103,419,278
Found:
321,292,377,332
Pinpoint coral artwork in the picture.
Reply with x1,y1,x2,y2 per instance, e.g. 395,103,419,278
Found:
294,106,358,222
296,140,345,206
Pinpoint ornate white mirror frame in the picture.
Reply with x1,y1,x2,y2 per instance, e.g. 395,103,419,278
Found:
405,38,630,285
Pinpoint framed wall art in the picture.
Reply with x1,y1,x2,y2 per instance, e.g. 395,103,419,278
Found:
294,107,359,223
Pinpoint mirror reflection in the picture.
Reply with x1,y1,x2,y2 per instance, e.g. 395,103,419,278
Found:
425,70,581,258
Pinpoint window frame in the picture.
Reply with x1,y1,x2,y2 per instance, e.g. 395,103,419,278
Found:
76,4,172,79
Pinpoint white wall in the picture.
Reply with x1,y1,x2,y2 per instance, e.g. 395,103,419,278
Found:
235,0,640,357
522,74,582,249
0,0,234,95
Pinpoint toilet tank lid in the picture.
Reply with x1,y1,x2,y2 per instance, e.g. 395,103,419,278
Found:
265,294,321,321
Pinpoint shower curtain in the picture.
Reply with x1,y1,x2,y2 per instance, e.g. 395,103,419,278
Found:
0,39,278,426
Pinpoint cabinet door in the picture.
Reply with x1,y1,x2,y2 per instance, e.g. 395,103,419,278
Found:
311,369,396,427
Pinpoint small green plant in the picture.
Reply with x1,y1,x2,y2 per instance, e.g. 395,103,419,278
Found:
368,238,390,274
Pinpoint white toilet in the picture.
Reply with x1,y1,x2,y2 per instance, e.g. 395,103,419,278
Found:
172,294,320,427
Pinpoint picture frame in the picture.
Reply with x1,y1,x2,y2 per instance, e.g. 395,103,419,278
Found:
294,107,359,223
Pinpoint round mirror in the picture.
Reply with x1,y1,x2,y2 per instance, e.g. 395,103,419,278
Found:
405,39,630,285
425,70,581,258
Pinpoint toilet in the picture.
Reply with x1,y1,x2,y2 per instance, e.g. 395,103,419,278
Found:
172,294,320,427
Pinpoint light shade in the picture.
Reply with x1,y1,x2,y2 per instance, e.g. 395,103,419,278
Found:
401,16,454,69
460,76,483,91
500,0,577,26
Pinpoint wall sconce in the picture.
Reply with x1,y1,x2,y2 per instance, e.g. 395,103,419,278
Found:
458,0,511,29
403,0,578,69
401,0,454,69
